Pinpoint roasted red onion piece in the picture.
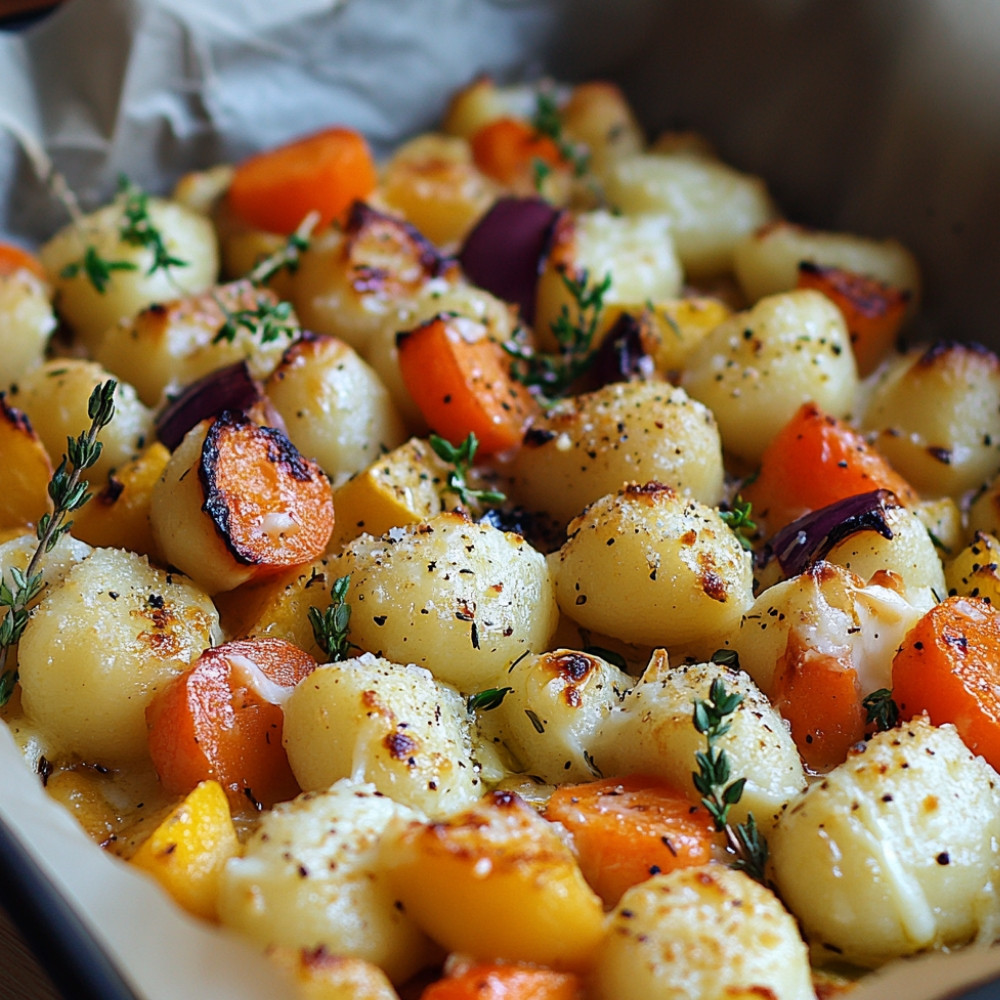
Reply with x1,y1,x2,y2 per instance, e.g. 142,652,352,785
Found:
458,197,562,325
588,311,654,387
156,362,262,450
761,488,895,577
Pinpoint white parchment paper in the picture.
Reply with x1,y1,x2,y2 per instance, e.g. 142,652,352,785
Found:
2,1,1000,997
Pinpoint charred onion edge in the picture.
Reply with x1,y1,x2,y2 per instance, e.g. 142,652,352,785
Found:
758,488,896,578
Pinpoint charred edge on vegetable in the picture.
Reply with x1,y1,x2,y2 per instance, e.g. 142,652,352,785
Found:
758,488,895,577
199,409,317,565
0,392,34,434
346,200,455,278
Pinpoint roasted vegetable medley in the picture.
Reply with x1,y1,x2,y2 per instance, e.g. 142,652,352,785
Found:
2,76,1000,999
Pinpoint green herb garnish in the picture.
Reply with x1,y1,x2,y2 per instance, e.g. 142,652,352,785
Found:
117,176,188,277
531,91,590,177
692,677,769,883
429,433,507,509
60,245,136,294
308,574,357,663
505,268,612,399
720,496,756,551
862,688,900,733
0,380,117,705
466,687,513,713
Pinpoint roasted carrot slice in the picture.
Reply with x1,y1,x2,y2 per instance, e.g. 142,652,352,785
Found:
0,241,47,281
797,262,909,376
146,637,317,810
421,961,586,1000
396,314,537,455
0,394,53,531
892,595,1000,770
471,117,566,189
226,126,378,234
771,631,866,773
543,774,715,906
203,410,335,569
743,401,917,531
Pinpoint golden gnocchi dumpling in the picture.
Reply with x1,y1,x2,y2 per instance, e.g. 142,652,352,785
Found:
95,280,295,407
552,483,754,650
861,342,1000,498
378,133,499,247
290,202,459,355
733,220,920,307
269,948,400,1000
491,648,633,783
560,80,645,176
8,360,153,482
770,719,1000,967
0,531,92,607
681,289,858,464
604,151,777,278
38,193,218,350
592,866,814,1000
335,512,559,692
594,654,805,831
534,210,683,349
151,413,334,594
0,269,56,385
729,562,928,696
17,546,220,763
509,381,725,527
265,333,406,486
441,77,543,140
382,789,605,970
282,654,483,816
217,780,436,984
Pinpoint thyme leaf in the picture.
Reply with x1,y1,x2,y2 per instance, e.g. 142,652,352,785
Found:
862,687,900,733
466,687,513,713
719,496,756,551
117,176,189,277
429,433,507,509
692,677,769,884
60,245,136,294
307,574,358,663
0,380,117,705
531,91,590,177
505,268,612,400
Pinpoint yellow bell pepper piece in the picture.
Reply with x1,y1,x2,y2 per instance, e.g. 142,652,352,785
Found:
130,780,240,921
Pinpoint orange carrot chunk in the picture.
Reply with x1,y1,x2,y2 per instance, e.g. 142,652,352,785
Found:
421,961,586,1000
543,774,715,906
471,118,566,189
146,637,317,810
0,241,47,281
226,126,378,234
771,632,866,773
396,314,537,455
892,595,1000,771
743,401,917,531
797,262,909,377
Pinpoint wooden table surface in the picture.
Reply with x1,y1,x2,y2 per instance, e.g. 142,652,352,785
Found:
0,903,62,1000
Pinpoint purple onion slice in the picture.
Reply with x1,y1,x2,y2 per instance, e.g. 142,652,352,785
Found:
458,197,563,325
156,361,262,450
759,488,895,578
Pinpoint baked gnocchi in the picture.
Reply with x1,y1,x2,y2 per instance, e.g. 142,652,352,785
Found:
2,71,1000,1000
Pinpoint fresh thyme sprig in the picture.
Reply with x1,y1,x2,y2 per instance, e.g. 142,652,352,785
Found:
0,380,117,706
429,433,507,509
60,245,136,293
505,268,612,400
719,496,756,551
213,296,298,345
692,677,769,884
863,688,899,732
117,176,189,277
308,574,358,662
532,91,590,177
212,214,317,346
